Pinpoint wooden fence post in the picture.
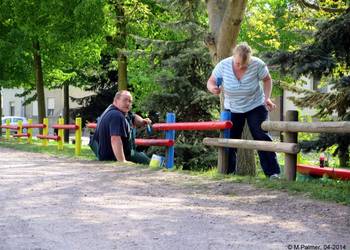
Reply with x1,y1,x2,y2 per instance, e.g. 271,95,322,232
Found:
284,110,298,181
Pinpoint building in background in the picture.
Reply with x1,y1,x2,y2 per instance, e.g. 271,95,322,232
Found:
1,87,94,136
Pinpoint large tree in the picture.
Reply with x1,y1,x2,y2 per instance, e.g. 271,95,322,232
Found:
204,0,257,175
106,0,164,91
0,0,105,123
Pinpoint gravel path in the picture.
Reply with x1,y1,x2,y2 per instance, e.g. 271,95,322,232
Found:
0,147,349,250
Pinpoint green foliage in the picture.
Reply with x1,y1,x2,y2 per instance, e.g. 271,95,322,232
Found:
266,8,350,167
70,54,118,123
134,1,218,170
0,0,106,90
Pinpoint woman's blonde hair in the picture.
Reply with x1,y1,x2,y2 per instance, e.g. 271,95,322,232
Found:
233,42,252,65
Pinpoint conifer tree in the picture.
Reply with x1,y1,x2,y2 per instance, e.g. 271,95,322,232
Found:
267,9,350,167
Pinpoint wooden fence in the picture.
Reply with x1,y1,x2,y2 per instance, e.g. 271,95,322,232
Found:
203,110,350,181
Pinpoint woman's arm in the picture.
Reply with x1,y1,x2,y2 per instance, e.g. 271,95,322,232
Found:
262,74,276,111
207,75,221,95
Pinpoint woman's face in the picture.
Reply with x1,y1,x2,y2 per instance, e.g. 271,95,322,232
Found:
234,55,249,70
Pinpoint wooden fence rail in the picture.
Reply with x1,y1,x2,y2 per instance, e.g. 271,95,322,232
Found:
261,121,350,133
203,138,300,154
205,110,350,181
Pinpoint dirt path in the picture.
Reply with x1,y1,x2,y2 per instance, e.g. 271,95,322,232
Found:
0,147,349,250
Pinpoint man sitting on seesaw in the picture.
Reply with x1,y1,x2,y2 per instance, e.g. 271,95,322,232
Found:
91,90,152,164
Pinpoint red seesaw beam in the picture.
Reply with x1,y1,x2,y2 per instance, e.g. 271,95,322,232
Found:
87,123,97,129
297,164,350,180
13,133,31,138
135,139,174,147
86,121,232,131
0,125,19,130
152,121,233,131
52,124,78,130
22,124,46,129
36,134,61,141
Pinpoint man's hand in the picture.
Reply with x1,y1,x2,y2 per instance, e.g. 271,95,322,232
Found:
265,98,276,112
142,118,152,126
120,160,134,164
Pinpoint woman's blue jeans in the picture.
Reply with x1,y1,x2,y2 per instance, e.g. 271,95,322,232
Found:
227,105,280,177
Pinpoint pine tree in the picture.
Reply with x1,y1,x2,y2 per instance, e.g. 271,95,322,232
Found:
70,53,119,123
139,1,220,170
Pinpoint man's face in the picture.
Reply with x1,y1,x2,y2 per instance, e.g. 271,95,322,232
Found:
116,93,133,113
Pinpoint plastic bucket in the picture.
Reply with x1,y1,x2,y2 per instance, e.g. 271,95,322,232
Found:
149,154,165,168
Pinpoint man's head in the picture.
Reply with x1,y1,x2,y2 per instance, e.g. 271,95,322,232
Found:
232,42,252,70
113,90,133,113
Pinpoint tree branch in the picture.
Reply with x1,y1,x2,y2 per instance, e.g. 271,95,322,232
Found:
297,0,347,13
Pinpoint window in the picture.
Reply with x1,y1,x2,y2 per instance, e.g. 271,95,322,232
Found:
13,118,24,123
9,101,15,116
47,98,55,117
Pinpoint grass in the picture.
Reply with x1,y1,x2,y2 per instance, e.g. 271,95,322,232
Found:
1,138,349,205
181,168,350,205
0,138,96,160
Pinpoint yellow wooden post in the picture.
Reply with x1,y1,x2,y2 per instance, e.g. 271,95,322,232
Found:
5,119,10,140
58,118,64,150
17,120,23,143
43,118,49,146
27,119,33,144
75,117,82,156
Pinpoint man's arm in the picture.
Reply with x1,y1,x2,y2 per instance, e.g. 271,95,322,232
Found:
134,114,152,128
111,135,127,162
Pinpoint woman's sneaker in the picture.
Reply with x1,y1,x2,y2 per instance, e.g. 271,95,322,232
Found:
269,174,280,180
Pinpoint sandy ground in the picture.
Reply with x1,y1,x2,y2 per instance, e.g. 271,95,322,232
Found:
0,147,349,250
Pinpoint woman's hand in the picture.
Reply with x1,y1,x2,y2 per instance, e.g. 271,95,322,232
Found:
209,85,221,95
207,75,221,95
265,98,276,112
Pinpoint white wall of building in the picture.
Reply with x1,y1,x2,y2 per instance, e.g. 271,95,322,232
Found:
1,88,26,117
283,77,317,119
1,86,94,123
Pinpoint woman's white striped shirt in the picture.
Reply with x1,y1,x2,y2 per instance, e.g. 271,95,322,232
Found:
212,56,269,113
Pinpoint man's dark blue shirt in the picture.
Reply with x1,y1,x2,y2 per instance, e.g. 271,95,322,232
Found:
96,105,133,161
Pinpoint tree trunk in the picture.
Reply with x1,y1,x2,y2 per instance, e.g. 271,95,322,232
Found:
206,0,255,175
206,0,248,63
118,53,127,90
236,122,256,176
32,39,46,124
339,144,349,168
63,82,70,143
111,1,128,91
